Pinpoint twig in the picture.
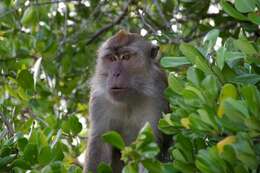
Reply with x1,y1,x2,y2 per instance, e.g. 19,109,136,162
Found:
64,0,107,45
85,0,135,45
30,0,80,6
152,0,171,28
0,112,14,137
138,10,157,34
0,0,80,19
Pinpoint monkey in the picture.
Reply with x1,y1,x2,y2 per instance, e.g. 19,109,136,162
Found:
84,30,169,173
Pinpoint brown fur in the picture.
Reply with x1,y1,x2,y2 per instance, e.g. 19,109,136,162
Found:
84,30,168,173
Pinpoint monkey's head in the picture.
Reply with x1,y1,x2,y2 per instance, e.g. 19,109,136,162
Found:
93,30,162,104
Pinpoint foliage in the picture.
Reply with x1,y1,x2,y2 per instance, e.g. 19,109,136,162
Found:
0,0,260,172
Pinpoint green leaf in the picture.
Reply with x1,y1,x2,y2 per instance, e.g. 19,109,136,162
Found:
97,163,112,173
158,114,178,135
69,116,82,135
17,137,28,151
52,142,64,161
50,161,66,172
201,75,219,105
234,39,257,56
0,154,16,168
230,74,260,84
241,85,260,117
196,147,228,173
142,159,163,173
220,0,248,21
197,109,218,130
174,160,195,173
175,134,193,162
184,86,206,103
203,29,220,52
32,57,42,88
160,56,191,68
68,165,82,173
122,163,138,173
162,163,179,173
234,0,256,13
221,99,249,131
62,116,82,135
216,47,226,70
23,144,38,164
21,6,38,27
102,131,125,150
17,69,34,91
11,159,31,169
248,12,260,25
180,43,212,74
168,72,185,93
187,67,204,87
38,146,52,165
231,133,258,169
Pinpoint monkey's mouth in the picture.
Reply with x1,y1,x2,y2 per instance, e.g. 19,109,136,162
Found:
110,87,127,92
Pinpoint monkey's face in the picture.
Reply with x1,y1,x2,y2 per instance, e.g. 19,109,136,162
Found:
96,30,159,103
100,48,146,102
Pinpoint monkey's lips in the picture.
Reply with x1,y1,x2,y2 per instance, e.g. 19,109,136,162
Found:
109,87,129,95
110,87,127,92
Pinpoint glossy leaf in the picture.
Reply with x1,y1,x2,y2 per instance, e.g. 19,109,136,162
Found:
160,56,191,68
102,131,125,150
220,0,248,21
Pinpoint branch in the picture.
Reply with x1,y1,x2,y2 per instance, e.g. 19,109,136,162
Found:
0,112,14,137
86,0,135,45
0,0,80,19
152,0,171,28
138,10,157,34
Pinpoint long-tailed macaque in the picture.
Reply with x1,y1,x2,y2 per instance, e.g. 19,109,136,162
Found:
84,30,169,173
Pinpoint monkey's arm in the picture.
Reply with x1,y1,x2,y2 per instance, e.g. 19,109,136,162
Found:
84,95,112,173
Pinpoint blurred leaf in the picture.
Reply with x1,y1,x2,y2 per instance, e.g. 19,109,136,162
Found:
32,57,42,88
0,154,16,168
180,43,212,74
102,131,125,150
187,67,204,87
160,56,191,68
122,163,138,173
168,73,185,93
203,29,220,52
217,136,236,153
196,147,228,173
248,12,260,25
241,85,260,117
230,74,260,84
217,83,238,118
142,159,163,173
23,144,38,164
38,146,52,165
97,163,112,173
17,69,34,91
234,0,256,13
21,6,38,27
234,39,257,56
17,137,28,151
220,0,248,21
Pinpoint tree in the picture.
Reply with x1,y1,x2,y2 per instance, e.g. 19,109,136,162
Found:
0,0,260,172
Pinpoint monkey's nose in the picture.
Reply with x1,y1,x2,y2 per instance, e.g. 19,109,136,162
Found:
113,72,120,77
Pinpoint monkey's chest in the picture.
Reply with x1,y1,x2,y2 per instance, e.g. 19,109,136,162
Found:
107,108,157,145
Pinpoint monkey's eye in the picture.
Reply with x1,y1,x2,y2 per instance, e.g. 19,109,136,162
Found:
106,56,116,62
121,54,130,60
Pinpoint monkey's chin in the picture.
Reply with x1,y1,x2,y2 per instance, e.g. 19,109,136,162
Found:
108,88,135,103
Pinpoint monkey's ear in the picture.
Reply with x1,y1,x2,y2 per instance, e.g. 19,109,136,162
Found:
150,45,159,59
